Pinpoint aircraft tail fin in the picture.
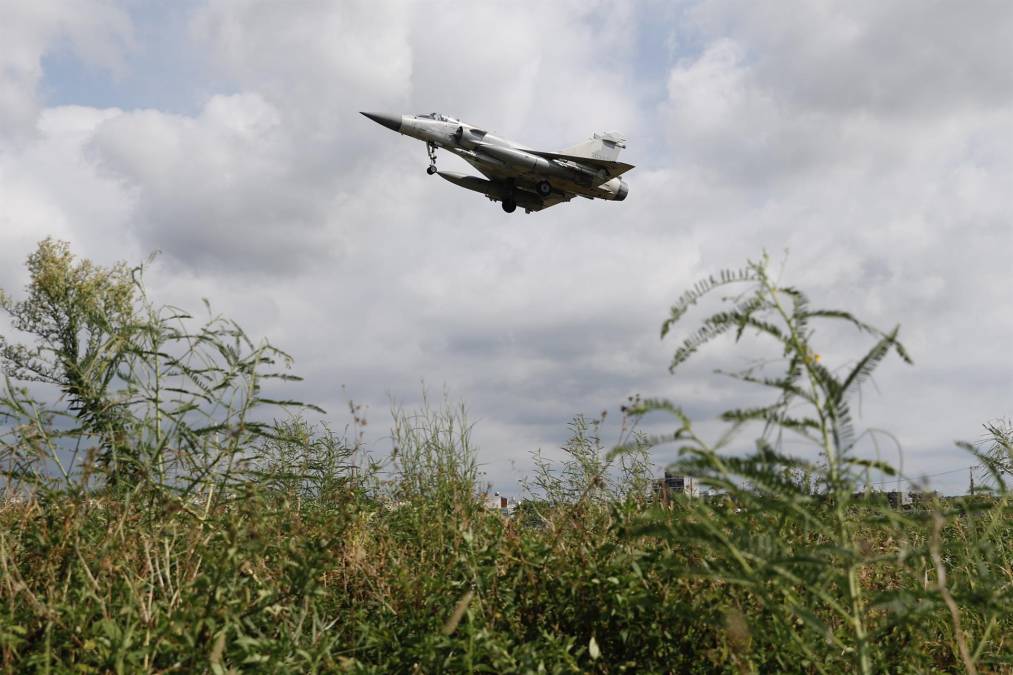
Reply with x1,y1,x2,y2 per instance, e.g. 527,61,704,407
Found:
560,131,626,161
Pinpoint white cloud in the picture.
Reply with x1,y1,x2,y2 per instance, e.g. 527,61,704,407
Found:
85,93,339,274
0,105,134,293
685,0,1013,116
652,2,1013,494
0,0,131,140
0,0,1010,496
190,0,414,131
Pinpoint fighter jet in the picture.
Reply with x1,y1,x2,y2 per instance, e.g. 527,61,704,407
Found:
361,112,632,213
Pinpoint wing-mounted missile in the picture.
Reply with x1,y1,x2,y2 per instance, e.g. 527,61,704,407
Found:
436,171,543,211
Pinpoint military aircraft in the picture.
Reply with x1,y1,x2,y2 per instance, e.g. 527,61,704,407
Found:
361,112,632,213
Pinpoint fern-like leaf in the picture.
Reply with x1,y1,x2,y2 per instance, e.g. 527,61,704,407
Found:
838,327,902,402
661,266,756,338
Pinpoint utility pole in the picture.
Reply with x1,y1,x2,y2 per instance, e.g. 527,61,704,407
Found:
968,467,975,496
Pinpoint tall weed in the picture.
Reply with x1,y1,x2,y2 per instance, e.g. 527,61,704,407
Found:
616,254,1011,672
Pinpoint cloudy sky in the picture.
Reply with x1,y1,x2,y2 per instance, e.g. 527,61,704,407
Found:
1,0,1010,494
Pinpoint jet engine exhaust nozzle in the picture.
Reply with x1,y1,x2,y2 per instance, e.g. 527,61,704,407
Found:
615,181,629,201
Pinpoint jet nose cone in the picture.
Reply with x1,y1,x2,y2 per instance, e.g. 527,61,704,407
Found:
360,112,402,132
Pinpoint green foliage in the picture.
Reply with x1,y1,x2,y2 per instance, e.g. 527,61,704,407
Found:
525,413,652,509
617,254,1009,674
0,237,137,387
0,242,1010,673
1,238,138,480
0,238,319,491
390,393,478,507
978,420,1012,489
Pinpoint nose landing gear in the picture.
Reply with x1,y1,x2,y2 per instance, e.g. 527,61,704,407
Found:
425,141,438,175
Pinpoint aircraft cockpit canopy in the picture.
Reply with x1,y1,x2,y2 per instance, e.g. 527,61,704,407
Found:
417,112,458,123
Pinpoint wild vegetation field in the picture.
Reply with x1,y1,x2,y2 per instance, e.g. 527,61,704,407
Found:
1,240,1010,673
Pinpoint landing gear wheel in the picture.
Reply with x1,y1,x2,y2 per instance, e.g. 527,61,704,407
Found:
502,199,517,213
426,165,437,175
536,180,552,197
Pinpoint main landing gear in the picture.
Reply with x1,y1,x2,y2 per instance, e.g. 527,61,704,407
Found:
501,199,517,213
536,180,552,197
425,141,438,175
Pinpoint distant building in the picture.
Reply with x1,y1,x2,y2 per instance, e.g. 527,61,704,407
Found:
908,490,940,508
483,491,517,516
654,472,700,502
851,489,914,508
885,491,911,508
485,492,508,509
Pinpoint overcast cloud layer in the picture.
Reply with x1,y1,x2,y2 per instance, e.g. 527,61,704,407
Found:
1,0,1010,494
